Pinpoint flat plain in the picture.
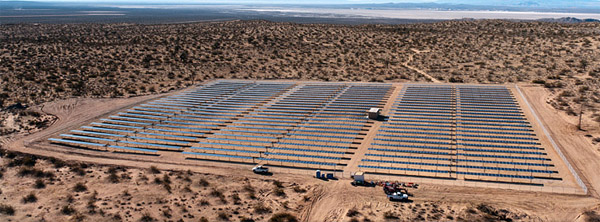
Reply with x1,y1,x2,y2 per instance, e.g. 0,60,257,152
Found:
1,20,600,221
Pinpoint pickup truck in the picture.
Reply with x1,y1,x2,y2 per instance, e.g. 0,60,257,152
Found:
387,192,409,201
252,165,269,174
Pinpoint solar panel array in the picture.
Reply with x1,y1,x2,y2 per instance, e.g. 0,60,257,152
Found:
49,81,393,171
360,84,560,184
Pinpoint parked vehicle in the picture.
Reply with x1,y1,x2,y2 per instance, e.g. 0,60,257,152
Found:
387,192,409,201
252,165,269,174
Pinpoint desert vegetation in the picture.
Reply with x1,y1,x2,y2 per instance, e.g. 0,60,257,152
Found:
1,20,599,128
0,148,308,221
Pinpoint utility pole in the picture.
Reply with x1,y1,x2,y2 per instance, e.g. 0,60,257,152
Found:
578,102,585,130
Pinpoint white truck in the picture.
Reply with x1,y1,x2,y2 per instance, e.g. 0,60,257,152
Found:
387,192,409,201
252,165,269,174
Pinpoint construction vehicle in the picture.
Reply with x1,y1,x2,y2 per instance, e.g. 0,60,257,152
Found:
252,165,269,174
403,182,419,188
383,184,409,196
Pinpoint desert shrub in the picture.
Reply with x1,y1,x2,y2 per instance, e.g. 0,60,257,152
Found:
0,204,15,216
273,187,286,197
248,192,257,199
61,205,76,215
210,189,224,198
4,151,16,159
66,194,74,203
73,182,87,192
107,166,118,174
466,208,477,214
477,203,497,216
34,179,45,189
210,188,227,203
544,81,564,88
303,195,310,202
149,165,160,174
8,155,37,167
18,167,54,178
70,164,86,176
566,107,577,116
217,211,230,220
22,192,37,203
162,209,172,218
346,207,360,217
273,180,283,188
449,77,463,83
49,157,66,168
71,213,86,222
383,211,399,219
292,186,306,193
89,190,98,201
162,173,171,184
269,212,298,222
199,199,210,206
532,79,545,84
231,193,241,205
140,212,156,222
198,178,210,187
163,183,172,193
240,217,256,222
112,214,122,221
584,210,600,222
19,110,41,117
108,172,119,183
87,200,97,214
199,217,209,222
253,203,272,214
243,184,255,193
559,90,574,97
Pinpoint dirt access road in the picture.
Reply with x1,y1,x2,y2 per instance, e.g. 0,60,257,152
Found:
402,48,440,83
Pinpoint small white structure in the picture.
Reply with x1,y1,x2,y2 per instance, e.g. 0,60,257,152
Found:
353,171,365,182
367,108,381,120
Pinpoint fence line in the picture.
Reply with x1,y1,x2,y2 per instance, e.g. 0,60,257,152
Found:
514,84,588,195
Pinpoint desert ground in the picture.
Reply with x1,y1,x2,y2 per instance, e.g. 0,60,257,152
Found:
1,20,600,221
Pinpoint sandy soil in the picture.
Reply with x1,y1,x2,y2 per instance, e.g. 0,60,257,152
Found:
519,84,600,198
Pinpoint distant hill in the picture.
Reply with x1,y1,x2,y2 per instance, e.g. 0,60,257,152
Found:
538,17,600,23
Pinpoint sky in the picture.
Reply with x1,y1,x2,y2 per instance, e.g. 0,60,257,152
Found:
5,0,600,8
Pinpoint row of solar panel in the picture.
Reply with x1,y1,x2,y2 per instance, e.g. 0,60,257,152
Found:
364,153,552,167
359,165,537,179
370,144,546,156
380,128,534,137
361,159,555,174
386,120,531,128
377,133,537,142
